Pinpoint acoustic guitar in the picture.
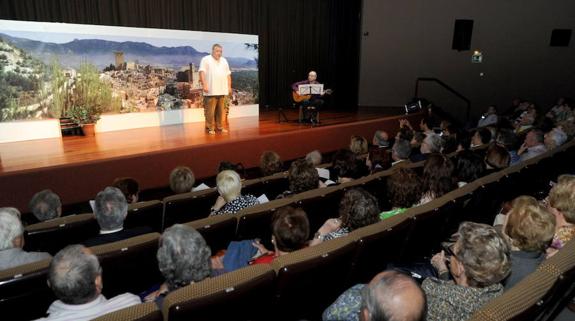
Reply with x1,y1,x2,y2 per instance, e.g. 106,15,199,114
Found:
292,88,333,103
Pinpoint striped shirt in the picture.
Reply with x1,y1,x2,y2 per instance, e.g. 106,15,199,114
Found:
35,294,141,321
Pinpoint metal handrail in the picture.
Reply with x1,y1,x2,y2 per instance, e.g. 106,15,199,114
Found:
414,77,471,121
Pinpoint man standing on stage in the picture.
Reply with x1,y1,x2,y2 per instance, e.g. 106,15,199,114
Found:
199,44,232,135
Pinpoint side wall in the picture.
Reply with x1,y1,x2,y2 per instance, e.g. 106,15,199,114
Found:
359,0,575,120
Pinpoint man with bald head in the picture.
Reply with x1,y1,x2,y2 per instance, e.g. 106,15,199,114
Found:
291,70,327,123
323,270,426,321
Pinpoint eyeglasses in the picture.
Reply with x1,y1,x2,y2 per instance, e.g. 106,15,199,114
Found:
441,241,457,261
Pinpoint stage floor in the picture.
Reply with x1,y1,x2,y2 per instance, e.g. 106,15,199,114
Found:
0,107,403,175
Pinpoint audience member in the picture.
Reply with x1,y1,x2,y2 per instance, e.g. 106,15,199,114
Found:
455,150,485,186
425,222,511,321
323,270,426,321
484,144,511,173
331,149,367,183
259,151,283,177
501,196,555,289
38,245,140,321
391,139,411,166
411,133,442,162
169,166,195,194
547,174,575,257
544,127,568,150
477,105,498,128
419,117,436,136
218,161,246,178
280,158,320,198
305,150,323,167
372,130,391,148
518,129,547,161
29,189,62,222
0,208,51,270
350,135,369,158
145,224,211,305
418,154,456,205
210,170,259,215
311,188,379,246
495,128,521,165
380,169,421,220
471,128,492,148
366,147,390,173
112,177,140,204
250,206,310,264
83,187,151,247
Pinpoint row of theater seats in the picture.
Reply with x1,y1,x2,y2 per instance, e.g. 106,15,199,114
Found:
4,140,574,321
22,170,291,255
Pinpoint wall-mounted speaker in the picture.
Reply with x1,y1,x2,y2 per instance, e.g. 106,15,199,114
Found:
452,19,474,51
550,29,571,47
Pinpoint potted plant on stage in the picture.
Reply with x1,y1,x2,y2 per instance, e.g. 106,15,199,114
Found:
67,104,102,136
64,62,110,136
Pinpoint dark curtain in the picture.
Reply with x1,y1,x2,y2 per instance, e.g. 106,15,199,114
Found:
0,0,361,110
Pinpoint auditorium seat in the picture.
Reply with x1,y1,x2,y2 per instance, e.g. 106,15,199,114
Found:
358,169,393,209
459,173,506,225
89,233,162,298
401,197,461,261
24,213,99,255
295,185,345,234
162,188,220,230
272,237,356,321
236,198,294,247
91,302,162,321
125,200,164,232
468,238,575,321
0,259,54,321
185,214,238,254
164,264,276,321
241,171,289,200
349,214,413,284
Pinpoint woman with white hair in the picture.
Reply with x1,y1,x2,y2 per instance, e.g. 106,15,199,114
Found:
426,222,511,321
210,170,259,215
0,208,51,270
145,225,211,306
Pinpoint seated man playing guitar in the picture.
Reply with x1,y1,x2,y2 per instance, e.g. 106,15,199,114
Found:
291,71,332,123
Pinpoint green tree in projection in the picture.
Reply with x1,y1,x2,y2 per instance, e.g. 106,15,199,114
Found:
66,62,113,124
49,59,68,118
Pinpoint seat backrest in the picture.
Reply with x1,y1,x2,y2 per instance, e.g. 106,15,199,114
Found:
162,188,219,230
272,237,357,321
185,215,237,254
535,238,575,321
164,264,276,321
89,233,162,298
401,198,459,261
91,302,162,321
25,213,99,255
125,200,164,232
468,267,558,321
236,197,294,242
468,239,575,321
295,186,345,233
0,259,54,321
348,214,413,284
241,172,289,200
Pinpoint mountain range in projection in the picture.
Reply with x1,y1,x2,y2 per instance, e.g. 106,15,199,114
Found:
0,33,257,70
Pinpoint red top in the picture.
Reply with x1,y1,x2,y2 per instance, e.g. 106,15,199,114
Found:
250,253,275,265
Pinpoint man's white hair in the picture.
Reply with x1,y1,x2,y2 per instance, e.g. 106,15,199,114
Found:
0,209,24,250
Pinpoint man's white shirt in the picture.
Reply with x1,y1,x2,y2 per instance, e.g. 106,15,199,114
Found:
199,55,231,96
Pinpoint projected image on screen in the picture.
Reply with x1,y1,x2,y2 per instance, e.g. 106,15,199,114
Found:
0,20,258,122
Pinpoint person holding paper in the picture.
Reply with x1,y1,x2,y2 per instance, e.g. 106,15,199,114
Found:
199,44,232,135
291,71,330,123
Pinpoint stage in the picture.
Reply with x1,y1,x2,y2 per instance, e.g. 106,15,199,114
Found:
0,107,422,211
